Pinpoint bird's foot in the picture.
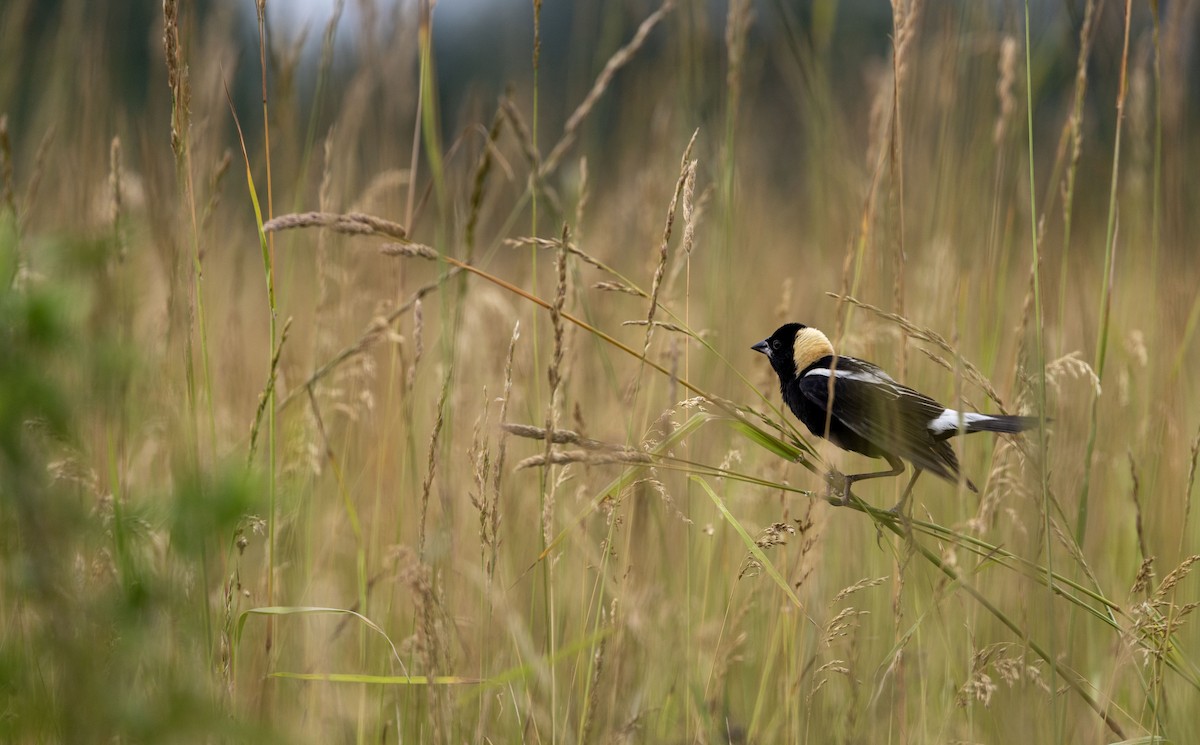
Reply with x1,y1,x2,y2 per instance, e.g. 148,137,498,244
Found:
823,470,853,506
886,494,913,519
885,501,915,539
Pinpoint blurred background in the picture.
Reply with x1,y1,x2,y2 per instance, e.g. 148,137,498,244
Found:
2,0,1200,743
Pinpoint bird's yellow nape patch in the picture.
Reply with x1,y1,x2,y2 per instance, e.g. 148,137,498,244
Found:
792,327,834,372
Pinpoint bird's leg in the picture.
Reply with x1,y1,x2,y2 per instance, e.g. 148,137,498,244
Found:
888,468,923,517
828,455,906,507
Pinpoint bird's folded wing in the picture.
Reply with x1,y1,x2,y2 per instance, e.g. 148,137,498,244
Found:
797,372,958,479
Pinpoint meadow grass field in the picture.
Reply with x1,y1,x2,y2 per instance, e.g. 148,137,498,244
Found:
2,1,1200,742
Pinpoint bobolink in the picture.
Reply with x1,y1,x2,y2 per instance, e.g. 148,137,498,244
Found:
753,322,1038,513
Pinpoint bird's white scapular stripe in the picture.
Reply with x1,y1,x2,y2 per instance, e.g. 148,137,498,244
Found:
803,367,896,385
928,409,991,434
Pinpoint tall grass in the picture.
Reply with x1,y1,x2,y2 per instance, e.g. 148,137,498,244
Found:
1,1,1199,742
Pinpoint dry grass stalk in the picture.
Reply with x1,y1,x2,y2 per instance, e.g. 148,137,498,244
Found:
956,643,1048,708
630,473,690,525
786,501,821,590
1050,515,1101,591
974,439,1026,532
1130,555,1200,664
465,103,507,256
915,348,979,409
548,225,569,396
805,672,830,708
1155,555,1200,600
381,241,439,260
643,133,698,357
1013,247,1038,385
725,0,752,109
504,422,621,451
418,372,451,560
1130,557,1156,598
639,402,685,452
407,298,424,393
515,450,652,471
247,317,293,464
406,558,450,743
834,576,888,603
1059,0,1098,220
816,660,850,677
594,281,641,296
822,607,866,648
957,647,999,708
1041,351,1101,399
263,210,408,240
500,97,563,215
575,156,589,235
468,388,498,582
621,320,699,339
864,62,892,171
1130,452,1149,563
993,36,1019,145
827,292,1009,411
506,236,613,276
663,132,700,303
740,522,795,579
162,0,191,167
500,96,540,172
318,130,336,212
542,224,570,543
666,337,680,402
889,0,922,100
1003,352,1097,483
580,598,617,744
680,148,698,264
756,521,795,550
278,273,458,412
199,149,233,231
540,0,677,177
487,322,520,582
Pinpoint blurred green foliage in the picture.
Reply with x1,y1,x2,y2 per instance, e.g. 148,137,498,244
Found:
0,224,267,742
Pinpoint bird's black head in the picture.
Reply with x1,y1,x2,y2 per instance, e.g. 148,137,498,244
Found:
752,323,834,381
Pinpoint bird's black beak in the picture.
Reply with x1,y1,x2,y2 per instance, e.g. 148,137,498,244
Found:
751,339,770,356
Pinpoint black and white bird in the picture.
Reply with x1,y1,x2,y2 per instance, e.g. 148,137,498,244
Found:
752,322,1038,513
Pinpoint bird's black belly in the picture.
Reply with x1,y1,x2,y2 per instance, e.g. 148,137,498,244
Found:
784,386,885,460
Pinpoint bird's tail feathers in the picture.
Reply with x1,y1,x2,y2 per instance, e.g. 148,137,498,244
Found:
965,414,1041,435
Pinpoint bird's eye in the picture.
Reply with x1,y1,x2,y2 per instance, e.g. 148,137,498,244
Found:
771,340,781,350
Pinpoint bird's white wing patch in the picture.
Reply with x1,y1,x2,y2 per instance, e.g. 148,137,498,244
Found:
803,367,895,386
928,409,990,434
